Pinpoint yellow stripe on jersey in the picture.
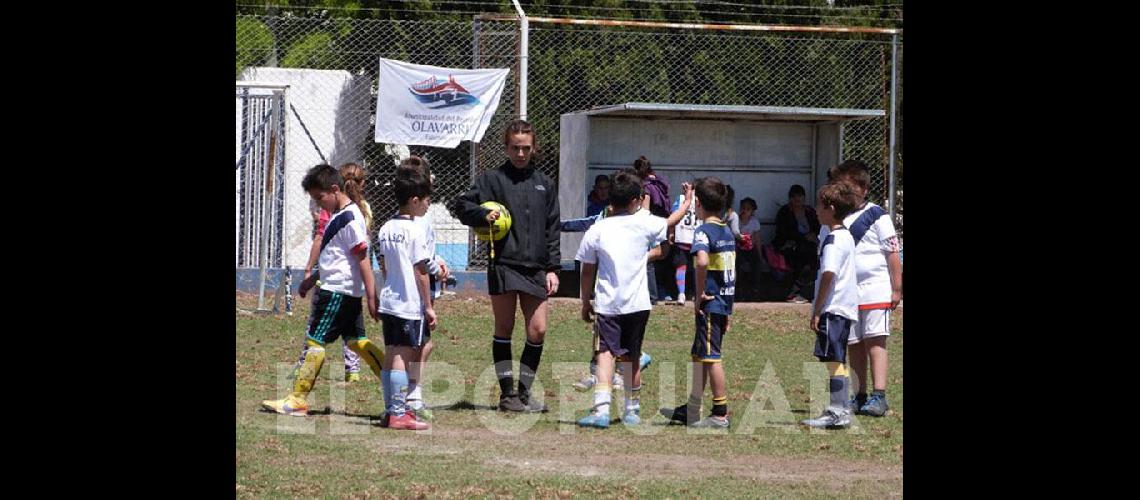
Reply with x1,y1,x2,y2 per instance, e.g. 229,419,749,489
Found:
707,251,736,271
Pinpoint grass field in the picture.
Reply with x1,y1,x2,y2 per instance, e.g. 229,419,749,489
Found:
236,292,903,498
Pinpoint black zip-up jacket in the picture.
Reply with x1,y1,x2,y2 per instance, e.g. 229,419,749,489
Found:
449,161,561,272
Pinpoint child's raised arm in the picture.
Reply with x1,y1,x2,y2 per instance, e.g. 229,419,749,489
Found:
664,182,694,228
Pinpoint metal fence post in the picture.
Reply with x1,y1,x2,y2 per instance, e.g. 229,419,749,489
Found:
888,33,898,219
512,1,528,120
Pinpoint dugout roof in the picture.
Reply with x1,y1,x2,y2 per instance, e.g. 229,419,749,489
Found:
574,102,884,122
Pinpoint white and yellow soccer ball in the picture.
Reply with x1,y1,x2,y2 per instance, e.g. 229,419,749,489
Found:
477,201,512,241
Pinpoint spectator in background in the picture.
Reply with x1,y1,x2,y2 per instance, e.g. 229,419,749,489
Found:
586,174,611,218
633,156,670,304
736,197,762,299
773,184,821,303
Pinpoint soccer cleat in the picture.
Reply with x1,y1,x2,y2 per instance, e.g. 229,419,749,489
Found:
800,408,852,429
498,393,527,412
621,409,641,426
345,372,361,383
388,412,430,430
690,416,730,429
518,392,547,413
577,413,611,429
639,352,653,370
847,393,868,412
660,404,696,425
406,400,433,421
261,395,309,417
572,374,597,392
859,393,889,417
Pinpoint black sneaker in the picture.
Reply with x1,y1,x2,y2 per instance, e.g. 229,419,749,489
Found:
498,392,527,412
518,391,547,413
659,404,694,425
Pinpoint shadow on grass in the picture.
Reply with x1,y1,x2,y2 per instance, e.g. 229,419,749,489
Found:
431,399,500,412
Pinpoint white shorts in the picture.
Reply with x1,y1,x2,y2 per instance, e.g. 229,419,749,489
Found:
848,307,891,345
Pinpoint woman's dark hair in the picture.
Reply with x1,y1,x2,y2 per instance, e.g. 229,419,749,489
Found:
788,184,806,199
632,156,653,179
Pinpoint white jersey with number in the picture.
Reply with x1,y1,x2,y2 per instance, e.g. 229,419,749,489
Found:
672,194,700,246
819,202,899,307
376,215,432,320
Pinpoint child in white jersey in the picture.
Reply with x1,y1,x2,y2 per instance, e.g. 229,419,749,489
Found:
822,160,903,417
801,181,861,429
262,164,385,417
374,167,437,430
575,171,692,428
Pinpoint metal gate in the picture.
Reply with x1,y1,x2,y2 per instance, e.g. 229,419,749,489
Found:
235,82,287,270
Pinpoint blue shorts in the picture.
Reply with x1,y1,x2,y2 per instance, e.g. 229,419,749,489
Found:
692,312,728,363
595,310,650,362
813,312,854,362
381,313,429,348
306,289,366,345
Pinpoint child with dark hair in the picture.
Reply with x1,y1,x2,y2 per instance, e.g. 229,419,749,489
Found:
575,170,692,428
801,181,860,429
374,168,436,430
262,164,384,418
661,176,736,428
825,160,903,417
632,156,670,304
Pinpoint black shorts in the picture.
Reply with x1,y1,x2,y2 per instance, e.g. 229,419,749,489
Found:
594,310,650,361
488,263,547,299
671,244,694,268
692,312,728,362
381,313,429,348
813,312,854,362
306,289,365,345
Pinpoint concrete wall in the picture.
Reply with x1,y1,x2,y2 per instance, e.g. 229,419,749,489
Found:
559,113,835,258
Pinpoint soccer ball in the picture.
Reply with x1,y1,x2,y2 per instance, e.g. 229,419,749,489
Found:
477,201,511,241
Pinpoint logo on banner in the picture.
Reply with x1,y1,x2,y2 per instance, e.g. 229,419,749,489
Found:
408,75,480,109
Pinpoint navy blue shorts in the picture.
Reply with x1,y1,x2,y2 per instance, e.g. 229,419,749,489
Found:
692,312,728,362
595,310,650,361
306,289,365,345
813,312,854,362
381,313,429,348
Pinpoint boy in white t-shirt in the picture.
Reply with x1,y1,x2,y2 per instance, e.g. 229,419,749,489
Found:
374,168,437,431
262,164,385,417
575,170,692,429
801,181,860,429
821,160,903,417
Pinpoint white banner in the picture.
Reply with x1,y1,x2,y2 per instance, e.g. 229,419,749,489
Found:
374,57,510,148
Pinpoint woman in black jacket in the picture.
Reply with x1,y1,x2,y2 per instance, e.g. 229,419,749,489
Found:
449,119,560,413
772,184,821,303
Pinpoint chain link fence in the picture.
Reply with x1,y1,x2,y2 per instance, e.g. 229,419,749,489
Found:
236,13,902,272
